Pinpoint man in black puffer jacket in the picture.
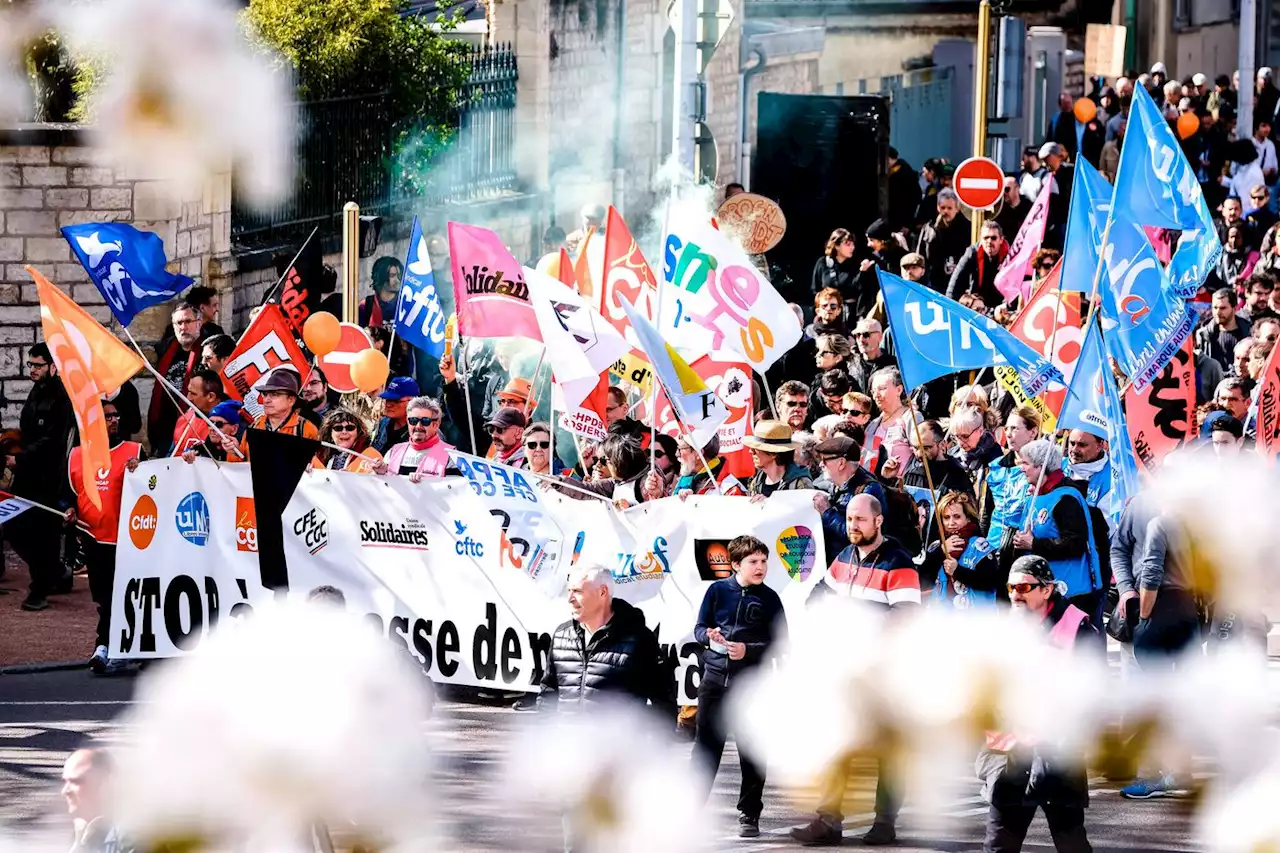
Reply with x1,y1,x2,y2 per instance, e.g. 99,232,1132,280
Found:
538,564,674,718
693,535,787,839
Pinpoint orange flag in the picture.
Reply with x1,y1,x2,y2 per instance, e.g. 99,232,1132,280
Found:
1126,338,1196,471
600,206,660,392
573,226,596,298
1257,339,1280,457
556,247,577,290
29,266,144,508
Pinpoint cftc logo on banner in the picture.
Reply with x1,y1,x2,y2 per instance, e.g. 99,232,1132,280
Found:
293,507,329,555
235,497,258,553
175,492,210,546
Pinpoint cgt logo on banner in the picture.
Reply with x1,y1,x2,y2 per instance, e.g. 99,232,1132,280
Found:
111,458,827,703
235,497,258,553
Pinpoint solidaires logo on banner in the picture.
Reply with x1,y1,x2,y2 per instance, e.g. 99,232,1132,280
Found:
359,517,431,550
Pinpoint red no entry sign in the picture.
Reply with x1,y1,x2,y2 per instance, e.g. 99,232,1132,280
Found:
953,157,1005,210
317,323,373,393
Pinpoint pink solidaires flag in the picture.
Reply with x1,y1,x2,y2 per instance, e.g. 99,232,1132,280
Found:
448,222,542,342
994,180,1053,304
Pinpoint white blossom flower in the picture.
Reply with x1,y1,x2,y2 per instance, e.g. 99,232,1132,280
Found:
502,701,713,852
51,0,293,207
1198,756,1280,853
110,604,436,852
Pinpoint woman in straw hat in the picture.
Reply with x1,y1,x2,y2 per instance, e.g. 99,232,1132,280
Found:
744,420,814,500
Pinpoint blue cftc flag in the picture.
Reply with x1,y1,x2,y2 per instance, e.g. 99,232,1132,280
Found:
877,269,1062,395
394,217,447,358
61,223,193,327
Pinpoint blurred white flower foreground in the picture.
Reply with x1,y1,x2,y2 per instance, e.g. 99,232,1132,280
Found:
111,605,435,852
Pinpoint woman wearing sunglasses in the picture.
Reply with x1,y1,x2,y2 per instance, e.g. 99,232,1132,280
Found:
521,422,566,476
918,491,1000,608
373,396,454,481
312,409,381,474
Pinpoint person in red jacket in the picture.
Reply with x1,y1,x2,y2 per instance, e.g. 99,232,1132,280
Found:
65,399,143,675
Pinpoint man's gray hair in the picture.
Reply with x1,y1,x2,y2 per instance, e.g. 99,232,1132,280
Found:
1217,377,1250,397
406,395,442,415
949,405,984,435
1017,438,1062,472
937,188,959,205
567,564,614,592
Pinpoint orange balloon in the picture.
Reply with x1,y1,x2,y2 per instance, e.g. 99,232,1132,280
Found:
302,312,341,357
350,348,390,394
1177,111,1201,139
1072,97,1097,124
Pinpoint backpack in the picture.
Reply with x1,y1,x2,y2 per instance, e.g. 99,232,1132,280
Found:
858,481,922,556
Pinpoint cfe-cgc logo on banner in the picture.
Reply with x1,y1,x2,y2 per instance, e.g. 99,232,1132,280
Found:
129,495,158,550
235,497,258,553
174,492,210,546
293,507,329,555
359,517,430,551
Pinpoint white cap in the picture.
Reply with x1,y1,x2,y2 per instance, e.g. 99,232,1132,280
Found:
1151,62,1167,75
1193,73,1207,86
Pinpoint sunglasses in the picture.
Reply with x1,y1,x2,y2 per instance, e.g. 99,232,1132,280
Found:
525,440,550,449
497,397,525,407
1038,261,1056,269
1007,582,1045,595
848,409,868,417
654,450,668,459
783,400,809,408
332,424,357,432
903,263,923,270
407,416,438,426
26,361,48,369
855,331,875,338
211,419,230,429
486,424,514,434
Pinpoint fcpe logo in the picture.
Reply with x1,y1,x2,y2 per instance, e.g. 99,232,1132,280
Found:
175,492,210,546
293,507,329,555
128,495,158,550
235,497,258,553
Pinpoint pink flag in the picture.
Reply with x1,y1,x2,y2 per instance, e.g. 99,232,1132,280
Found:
448,222,542,341
1143,226,1175,263
993,180,1053,303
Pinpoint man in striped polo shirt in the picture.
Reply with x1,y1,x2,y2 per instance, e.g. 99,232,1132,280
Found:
792,493,920,846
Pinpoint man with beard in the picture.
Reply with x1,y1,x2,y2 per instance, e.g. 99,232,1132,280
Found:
147,302,209,451
67,400,143,674
10,343,74,611
375,396,454,479
792,493,917,846
848,318,897,395
902,420,974,545
774,380,813,431
485,407,528,468
948,221,1011,309
300,366,333,426
918,189,971,288
978,555,1095,853
1063,430,1116,524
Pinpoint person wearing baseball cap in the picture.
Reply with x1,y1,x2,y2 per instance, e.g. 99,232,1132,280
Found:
372,376,420,453
223,365,319,462
743,421,813,498
485,406,529,467
977,554,1097,853
810,434,887,564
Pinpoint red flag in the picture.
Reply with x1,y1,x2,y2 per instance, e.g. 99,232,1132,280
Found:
1256,340,1280,457
1004,262,1083,420
557,247,577,289
600,207,660,391
573,227,596,298
221,304,309,417
637,355,754,478
1126,338,1196,471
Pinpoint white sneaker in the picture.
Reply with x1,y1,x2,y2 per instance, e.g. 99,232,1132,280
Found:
89,645,108,675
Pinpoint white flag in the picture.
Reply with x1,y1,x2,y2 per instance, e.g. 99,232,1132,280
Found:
524,267,630,412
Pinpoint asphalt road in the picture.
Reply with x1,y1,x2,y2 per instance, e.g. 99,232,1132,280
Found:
0,667,1206,852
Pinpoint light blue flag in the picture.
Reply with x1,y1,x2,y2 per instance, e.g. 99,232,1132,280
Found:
1097,210,1198,391
877,269,1063,395
1057,158,1112,293
61,223,193,326
1113,84,1221,295
1058,320,1141,526
394,217,447,358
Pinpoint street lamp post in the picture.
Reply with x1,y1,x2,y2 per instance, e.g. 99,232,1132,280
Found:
971,0,993,243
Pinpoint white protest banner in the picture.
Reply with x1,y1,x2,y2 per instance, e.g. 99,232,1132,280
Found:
112,459,826,701
661,208,802,373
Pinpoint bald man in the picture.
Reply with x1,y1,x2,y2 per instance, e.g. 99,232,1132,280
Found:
63,748,130,853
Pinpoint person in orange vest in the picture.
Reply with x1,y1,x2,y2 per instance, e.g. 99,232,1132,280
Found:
217,366,319,462
65,399,143,675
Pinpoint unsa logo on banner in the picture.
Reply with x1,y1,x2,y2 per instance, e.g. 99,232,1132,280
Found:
129,495,158,550
175,492,210,546
235,497,258,553
293,507,329,555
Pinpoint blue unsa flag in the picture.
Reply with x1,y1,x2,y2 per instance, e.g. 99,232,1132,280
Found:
61,223,193,327
877,269,1063,395
394,216,447,358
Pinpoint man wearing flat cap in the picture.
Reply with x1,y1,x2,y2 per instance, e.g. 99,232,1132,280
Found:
222,365,319,462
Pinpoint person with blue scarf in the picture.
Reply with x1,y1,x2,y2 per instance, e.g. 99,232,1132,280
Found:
980,406,1042,552
920,491,1002,607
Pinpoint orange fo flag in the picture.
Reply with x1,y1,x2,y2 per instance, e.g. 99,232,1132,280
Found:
29,266,143,509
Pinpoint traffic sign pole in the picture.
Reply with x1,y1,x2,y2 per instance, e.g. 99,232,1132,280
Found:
972,0,993,243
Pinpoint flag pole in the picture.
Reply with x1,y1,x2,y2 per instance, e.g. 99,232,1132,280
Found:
906,390,939,542
456,331,481,456
122,328,246,460
260,226,319,306
5,492,92,532
524,347,548,420
760,373,780,420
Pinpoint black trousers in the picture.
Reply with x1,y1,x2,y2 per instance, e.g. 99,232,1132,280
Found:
84,541,117,649
1133,589,1200,672
984,803,1092,853
8,511,62,599
695,680,766,820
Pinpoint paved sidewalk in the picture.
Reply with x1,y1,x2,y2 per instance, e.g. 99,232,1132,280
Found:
0,552,95,669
